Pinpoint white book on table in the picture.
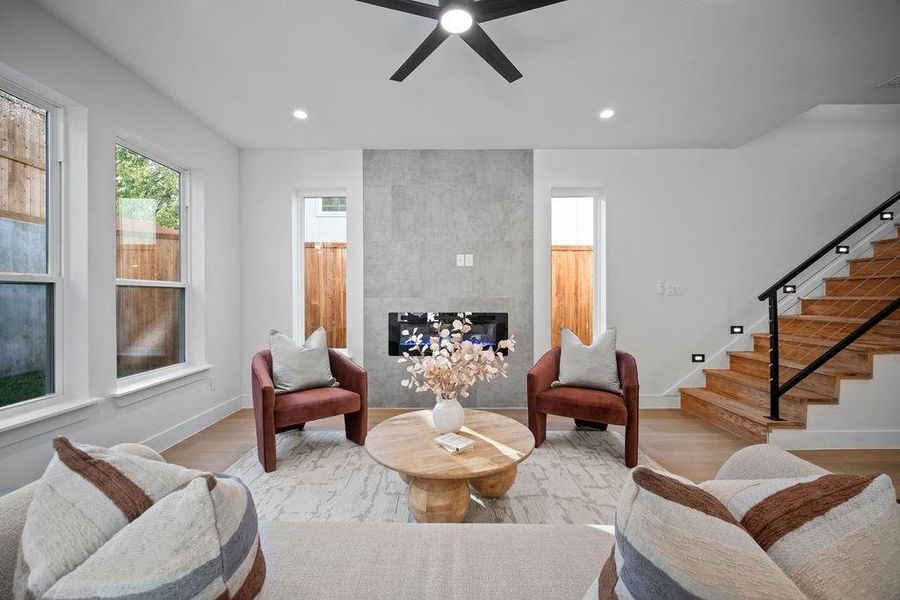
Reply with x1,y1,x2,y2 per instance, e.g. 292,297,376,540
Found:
435,433,475,454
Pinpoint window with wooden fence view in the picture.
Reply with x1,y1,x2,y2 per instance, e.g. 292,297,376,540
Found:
551,197,595,347
115,145,185,378
304,196,347,348
0,89,53,407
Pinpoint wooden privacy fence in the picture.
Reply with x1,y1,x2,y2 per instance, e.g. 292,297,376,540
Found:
551,245,594,348
0,91,47,224
305,242,347,348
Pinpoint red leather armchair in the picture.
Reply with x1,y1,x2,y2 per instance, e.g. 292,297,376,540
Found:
251,349,368,473
527,347,639,468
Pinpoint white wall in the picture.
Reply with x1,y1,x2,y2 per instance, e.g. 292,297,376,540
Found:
240,150,363,394
535,105,900,405
0,0,242,489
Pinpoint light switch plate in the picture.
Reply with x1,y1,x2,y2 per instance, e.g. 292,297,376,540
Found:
465,254,474,267
456,254,465,267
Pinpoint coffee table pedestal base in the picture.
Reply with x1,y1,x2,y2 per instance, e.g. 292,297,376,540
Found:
469,466,517,498
408,477,469,523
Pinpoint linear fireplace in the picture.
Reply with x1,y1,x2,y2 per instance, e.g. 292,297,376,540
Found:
387,312,509,356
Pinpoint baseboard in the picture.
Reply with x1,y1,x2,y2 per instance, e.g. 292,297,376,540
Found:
639,394,680,409
240,393,252,409
769,428,900,450
142,395,244,452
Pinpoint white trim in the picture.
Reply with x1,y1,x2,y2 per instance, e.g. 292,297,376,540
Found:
115,278,187,288
141,394,244,453
113,363,211,406
0,397,100,448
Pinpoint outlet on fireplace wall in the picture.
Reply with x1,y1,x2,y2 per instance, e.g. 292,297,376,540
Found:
456,253,474,267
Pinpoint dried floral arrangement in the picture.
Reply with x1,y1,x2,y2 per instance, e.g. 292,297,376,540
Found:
398,312,515,400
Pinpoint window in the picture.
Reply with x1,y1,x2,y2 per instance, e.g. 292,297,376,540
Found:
304,196,347,348
115,144,186,378
317,196,347,216
0,88,58,409
550,197,595,347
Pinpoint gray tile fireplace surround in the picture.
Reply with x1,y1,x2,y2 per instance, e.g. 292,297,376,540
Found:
363,150,534,408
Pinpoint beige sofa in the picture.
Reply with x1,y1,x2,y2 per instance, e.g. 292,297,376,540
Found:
0,443,841,599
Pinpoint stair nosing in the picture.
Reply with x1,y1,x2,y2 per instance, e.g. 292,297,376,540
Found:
681,387,804,427
702,368,834,401
727,350,870,377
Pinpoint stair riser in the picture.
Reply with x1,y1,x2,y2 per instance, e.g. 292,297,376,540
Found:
752,336,869,372
800,298,900,321
849,258,900,277
825,277,900,296
873,239,900,259
779,319,900,340
704,371,807,418
729,354,837,397
680,393,767,443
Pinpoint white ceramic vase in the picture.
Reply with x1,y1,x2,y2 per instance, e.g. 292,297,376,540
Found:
432,396,465,434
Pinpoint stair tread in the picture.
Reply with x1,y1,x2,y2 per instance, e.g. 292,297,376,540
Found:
703,368,834,401
801,295,897,301
824,274,900,280
783,314,897,325
681,388,804,427
752,331,900,351
728,350,869,377
847,256,900,263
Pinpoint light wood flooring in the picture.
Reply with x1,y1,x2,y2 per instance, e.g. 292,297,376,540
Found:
162,408,900,496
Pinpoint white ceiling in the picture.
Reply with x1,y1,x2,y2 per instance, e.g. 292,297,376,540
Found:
33,0,900,149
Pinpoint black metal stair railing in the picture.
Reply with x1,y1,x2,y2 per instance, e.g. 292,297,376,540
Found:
757,190,900,421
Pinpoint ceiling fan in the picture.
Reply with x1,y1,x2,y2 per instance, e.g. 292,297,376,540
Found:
355,0,570,83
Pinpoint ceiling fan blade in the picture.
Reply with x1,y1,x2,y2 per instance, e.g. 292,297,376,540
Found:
474,0,570,23
390,27,452,81
354,0,440,19
459,23,522,82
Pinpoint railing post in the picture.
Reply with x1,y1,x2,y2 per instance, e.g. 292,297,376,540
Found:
766,293,783,421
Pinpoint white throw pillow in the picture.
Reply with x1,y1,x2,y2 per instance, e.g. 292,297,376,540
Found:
269,327,338,394
553,327,621,393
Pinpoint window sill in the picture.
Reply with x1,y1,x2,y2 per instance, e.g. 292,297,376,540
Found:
0,396,101,449
113,364,211,407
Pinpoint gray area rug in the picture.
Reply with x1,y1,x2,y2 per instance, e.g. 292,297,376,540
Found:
225,429,660,525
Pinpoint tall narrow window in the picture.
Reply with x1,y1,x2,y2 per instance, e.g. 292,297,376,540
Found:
0,89,56,408
551,197,595,347
304,196,347,348
115,145,186,378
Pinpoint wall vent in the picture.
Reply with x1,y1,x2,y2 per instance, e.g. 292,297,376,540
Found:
877,74,900,88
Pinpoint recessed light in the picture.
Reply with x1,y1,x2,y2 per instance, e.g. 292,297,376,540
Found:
292,109,309,120
599,108,615,120
835,245,849,254
730,325,744,334
691,354,705,363
881,211,894,221
440,9,473,33
783,285,796,294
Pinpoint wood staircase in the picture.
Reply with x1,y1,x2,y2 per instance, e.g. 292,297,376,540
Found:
681,224,900,442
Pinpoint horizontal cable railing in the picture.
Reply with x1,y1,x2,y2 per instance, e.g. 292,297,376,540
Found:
759,190,900,421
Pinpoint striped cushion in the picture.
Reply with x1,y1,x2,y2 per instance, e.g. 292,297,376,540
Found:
43,474,265,600
701,473,900,600
599,466,805,600
14,437,202,598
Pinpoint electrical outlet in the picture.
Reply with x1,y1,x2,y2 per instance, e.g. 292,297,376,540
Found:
456,254,465,267
665,282,685,296
655,280,665,295
209,375,217,392
465,254,473,267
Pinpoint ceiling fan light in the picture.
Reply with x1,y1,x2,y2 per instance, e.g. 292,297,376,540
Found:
441,9,473,34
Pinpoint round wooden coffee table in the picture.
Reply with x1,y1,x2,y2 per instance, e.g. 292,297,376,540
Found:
366,409,535,523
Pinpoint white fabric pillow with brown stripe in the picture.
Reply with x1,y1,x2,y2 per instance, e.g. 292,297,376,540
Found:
598,466,806,600
701,473,900,600
42,474,265,600
14,438,203,598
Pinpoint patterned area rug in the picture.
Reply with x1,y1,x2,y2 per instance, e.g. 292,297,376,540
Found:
225,429,660,525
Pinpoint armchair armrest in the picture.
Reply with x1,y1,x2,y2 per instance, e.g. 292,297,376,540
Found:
528,347,561,402
329,350,368,402
616,350,639,410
